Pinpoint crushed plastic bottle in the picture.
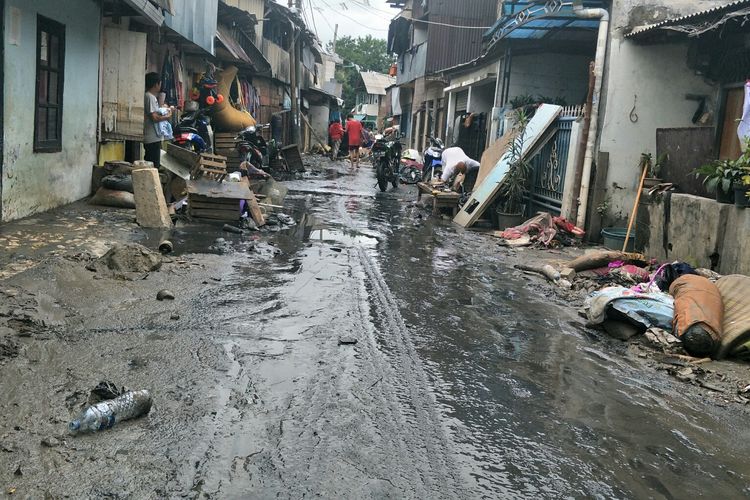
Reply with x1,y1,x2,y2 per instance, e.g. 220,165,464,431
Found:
69,390,152,433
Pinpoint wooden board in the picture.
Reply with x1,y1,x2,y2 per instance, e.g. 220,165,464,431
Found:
476,130,514,187
453,104,563,228
101,28,147,141
186,179,254,199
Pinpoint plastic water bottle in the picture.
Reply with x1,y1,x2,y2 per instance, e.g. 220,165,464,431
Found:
69,390,152,433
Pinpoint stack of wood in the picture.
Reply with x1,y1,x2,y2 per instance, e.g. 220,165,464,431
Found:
186,178,265,225
213,132,242,171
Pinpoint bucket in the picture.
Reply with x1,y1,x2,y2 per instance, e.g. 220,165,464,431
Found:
601,227,635,252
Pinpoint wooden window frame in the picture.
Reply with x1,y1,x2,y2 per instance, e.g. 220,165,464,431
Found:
34,15,65,153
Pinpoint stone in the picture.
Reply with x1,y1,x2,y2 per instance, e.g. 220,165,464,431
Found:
338,337,358,345
132,167,172,228
156,289,175,301
170,312,180,320
560,267,577,281
40,437,60,448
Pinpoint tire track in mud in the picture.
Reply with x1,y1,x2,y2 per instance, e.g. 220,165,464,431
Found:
355,246,464,497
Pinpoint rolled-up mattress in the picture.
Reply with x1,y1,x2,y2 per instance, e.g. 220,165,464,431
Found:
716,275,750,359
211,65,256,132
670,274,724,358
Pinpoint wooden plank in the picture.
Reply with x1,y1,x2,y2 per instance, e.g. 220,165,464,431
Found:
189,209,240,221
200,153,228,162
476,130,514,187
453,104,563,228
188,200,241,210
186,179,254,199
246,191,265,226
199,159,228,169
167,142,199,167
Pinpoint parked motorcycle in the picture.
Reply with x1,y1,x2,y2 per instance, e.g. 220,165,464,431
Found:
372,134,403,192
236,124,270,170
422,136,445,182
173,106,213,153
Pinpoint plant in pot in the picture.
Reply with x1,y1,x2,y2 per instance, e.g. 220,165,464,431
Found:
693,159,743,204
495,109,531,229
641,152,668,189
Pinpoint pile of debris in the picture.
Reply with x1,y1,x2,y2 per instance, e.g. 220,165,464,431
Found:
495,212,585,248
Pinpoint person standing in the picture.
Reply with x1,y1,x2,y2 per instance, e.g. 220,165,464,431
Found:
328,119,344,161
345,114,363,168
143,72,172,168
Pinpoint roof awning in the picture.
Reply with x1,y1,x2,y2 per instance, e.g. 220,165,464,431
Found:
485,1,605,50
121,0,165,26
626,0,750,40
216,25,252,64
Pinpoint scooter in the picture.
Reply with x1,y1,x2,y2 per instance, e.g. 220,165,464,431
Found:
236,124,269,170
422,136,445,182
173,106,213,153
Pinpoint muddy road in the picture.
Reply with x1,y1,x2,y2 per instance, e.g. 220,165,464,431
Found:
1,160,749,498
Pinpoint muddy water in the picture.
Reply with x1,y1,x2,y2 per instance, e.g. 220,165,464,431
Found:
277,163,750,497
1,161,749,497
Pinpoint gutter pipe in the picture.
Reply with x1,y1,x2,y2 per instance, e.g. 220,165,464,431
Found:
573,0,610,229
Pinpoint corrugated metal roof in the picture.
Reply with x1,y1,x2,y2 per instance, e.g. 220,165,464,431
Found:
626,0,750,38
360,71,396,96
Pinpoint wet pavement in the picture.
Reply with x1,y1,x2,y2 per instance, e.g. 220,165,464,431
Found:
1,158,750,498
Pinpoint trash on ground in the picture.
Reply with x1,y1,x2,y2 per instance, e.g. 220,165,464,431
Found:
670,275,723,358
86,243,162,274
497,212,584,247
69,389,152,434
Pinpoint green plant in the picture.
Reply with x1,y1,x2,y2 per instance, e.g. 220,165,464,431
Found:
497,109,532,214
596,197,610,217
694,151,750,194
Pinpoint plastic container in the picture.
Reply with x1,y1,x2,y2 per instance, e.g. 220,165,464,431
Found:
69,390,152,433
601,227,635,252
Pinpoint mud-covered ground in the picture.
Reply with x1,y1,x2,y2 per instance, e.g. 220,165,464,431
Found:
1,158,750,498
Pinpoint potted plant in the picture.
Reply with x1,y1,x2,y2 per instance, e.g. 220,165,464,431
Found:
495,109,532,229
737,172,750,209
641,152,668,189
694,159,742,204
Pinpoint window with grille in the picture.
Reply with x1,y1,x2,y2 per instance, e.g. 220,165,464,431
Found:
34,16,65,153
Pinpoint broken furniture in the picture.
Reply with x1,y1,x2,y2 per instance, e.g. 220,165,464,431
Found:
191,153,229,182
454,104,563,228
417,182,461,216
281,144,303,172
187,178,264,225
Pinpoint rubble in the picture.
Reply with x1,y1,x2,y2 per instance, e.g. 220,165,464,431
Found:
87,243,162,274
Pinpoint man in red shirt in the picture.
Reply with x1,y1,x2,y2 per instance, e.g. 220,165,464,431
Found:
328,120,344,160
345,114,364,168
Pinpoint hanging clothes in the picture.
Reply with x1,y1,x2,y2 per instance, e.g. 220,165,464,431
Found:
161,52,177,106
738,80,750,149
172,53,185,109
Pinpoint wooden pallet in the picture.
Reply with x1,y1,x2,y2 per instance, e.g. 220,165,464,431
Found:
281,144,304,172
187,194,242,221
190,153,228,182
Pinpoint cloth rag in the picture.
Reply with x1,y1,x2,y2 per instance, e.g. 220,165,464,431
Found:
669,274,723,344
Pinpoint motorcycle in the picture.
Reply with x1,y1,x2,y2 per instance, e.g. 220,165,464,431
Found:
399,148,423,185
173,106,213,153
422,136,445,182
236,124,270,170
372,133,403,192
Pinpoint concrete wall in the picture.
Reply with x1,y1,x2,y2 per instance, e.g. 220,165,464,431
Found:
308,105,329,148
642,193,750,276
507,53,591,105
597,0,729,225
468,83,495,114
2,0,101,221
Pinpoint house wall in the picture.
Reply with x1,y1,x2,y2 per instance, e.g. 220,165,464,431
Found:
2,0,101,221
308,104,329,146
468,83,495,114
597,0,728,225
507,52,591,105
598,42,716,223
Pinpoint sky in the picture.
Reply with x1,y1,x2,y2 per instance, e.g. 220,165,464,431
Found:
277,0,395,47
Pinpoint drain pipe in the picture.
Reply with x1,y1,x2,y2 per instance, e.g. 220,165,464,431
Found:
573,0,610,229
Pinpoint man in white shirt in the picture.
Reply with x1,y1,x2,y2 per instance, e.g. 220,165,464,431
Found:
440,147,481,189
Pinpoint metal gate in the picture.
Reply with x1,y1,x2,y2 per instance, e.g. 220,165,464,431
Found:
527,114,578,216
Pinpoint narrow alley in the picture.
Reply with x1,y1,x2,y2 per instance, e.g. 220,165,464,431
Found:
1,161,748,498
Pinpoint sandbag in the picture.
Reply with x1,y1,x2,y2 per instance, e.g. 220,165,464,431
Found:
715,275,750,359
670,275,723,358
101,174,134,193
211,66,256,132
88,187,135,209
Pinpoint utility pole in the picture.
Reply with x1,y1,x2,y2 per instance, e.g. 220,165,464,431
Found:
332,24,338,54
